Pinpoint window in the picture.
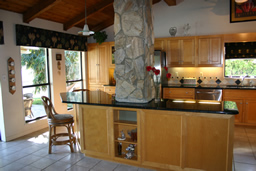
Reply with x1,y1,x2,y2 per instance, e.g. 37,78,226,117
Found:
21,46,50,122
225,59,256,77
65,51,83,109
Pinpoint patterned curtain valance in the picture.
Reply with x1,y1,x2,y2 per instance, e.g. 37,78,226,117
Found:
16,24,87,51
0,21,4,45
225,42,256,59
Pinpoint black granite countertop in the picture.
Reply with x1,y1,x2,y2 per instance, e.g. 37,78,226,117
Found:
60,91,238,115
163,84,256,90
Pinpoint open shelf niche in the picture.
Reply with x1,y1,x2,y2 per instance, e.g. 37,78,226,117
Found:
113,110,138,161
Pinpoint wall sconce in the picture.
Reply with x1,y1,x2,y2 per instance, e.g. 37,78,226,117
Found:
56,54,62,70
235,0,248,3
8,57,16,94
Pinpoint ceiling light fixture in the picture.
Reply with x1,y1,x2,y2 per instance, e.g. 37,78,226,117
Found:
235,0,248,3
78,0,94,36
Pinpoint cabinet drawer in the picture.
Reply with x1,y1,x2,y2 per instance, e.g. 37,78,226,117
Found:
89,85,104,91
104,86,115,95
223,89,256,99
163,88,195,99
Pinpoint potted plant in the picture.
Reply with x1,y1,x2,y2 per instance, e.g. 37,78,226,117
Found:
93,31,108,44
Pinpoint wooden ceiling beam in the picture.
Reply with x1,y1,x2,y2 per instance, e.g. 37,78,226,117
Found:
91,18,114,32
153,0,162,4
163,0,177,6
64,0,113,31
23,0,62,23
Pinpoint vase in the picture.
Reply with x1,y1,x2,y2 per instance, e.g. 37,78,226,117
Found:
154,83,161,102
169,27,177,37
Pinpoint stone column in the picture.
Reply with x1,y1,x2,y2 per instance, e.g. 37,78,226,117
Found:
113,0,154,103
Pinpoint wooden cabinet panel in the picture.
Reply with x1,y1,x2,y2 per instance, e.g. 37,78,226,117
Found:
185,116,233,171
166,38,195,67
141,110,182,169
104,86,115,95
88,45,98,84
245,100,256,124
87,43,109,85
166,39,180,66
80,106,111,157
154,39,166,51
98,45,108,84
163,88,195,99
223,89,256,125
198,36,223,67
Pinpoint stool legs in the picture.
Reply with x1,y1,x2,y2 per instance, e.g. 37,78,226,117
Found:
48,123,75,154
48,125,53,154
66,124,74,153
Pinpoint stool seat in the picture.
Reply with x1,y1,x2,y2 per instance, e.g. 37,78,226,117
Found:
41,96,76,154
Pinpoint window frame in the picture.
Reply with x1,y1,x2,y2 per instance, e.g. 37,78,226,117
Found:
21,47,51,123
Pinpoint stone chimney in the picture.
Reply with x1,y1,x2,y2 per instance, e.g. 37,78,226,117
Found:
114,0,154,103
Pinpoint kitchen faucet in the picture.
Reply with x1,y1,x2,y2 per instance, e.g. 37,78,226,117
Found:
241,74,248,86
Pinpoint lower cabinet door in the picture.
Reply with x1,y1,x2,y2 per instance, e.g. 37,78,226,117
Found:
141,110,182,170
245,100,256,124
80,105,111,157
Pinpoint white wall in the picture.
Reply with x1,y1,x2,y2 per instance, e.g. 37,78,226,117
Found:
0,9,82,141
91,0,256,43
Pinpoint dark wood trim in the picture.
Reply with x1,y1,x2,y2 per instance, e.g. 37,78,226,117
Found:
23,0,63,23
164,0,177,6
64,0,113,31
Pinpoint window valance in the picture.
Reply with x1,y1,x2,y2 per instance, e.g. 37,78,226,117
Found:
225,42,256,59
0,21,4,45
16,24,87,51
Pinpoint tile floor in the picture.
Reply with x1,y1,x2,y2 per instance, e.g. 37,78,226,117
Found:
0,125,256,171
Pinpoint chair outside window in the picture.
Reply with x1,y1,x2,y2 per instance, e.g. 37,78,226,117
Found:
23,93,34,118
41,96,76,154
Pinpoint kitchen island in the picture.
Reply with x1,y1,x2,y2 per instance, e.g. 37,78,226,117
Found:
60,91,238,171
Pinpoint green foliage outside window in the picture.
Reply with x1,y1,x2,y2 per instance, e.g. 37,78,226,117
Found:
225,59,256,77
65,51,81,86
21,48,47,93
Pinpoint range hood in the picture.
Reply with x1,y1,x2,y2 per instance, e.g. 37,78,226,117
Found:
225,42,256,59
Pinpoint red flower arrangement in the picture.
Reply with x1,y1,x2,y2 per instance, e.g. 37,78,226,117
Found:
146,66,171,79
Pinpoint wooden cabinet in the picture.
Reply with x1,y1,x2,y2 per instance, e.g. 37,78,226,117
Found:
223,89,256,125
79,105,112,157
163,88,195,99
154,38,166,51
166,37,195,67
104,86,115,95
141,110,182,169
87,43,109,89
197,36,223,67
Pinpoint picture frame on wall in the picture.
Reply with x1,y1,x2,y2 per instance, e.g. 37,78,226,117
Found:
230,0,256,23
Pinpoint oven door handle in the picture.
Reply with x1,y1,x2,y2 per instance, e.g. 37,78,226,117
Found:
196,91,220,94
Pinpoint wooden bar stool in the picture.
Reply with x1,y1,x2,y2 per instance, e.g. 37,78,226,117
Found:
41,96,75,154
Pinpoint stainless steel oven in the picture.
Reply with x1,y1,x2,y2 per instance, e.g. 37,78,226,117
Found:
195,89,222,101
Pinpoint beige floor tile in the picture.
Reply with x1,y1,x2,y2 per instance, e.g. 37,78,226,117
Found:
235,162,256,171
234,154,256,165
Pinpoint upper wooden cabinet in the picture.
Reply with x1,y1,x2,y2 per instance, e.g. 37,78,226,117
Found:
154,38,166,51
197,35,223,67
155,35,223,67
87,43,109,85
166,37,195,67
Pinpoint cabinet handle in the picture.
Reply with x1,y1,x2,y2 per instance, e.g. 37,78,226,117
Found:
246,102,248,104
169,91,171,93
240,102,242,104
96,64,100,66
186,92,188,94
